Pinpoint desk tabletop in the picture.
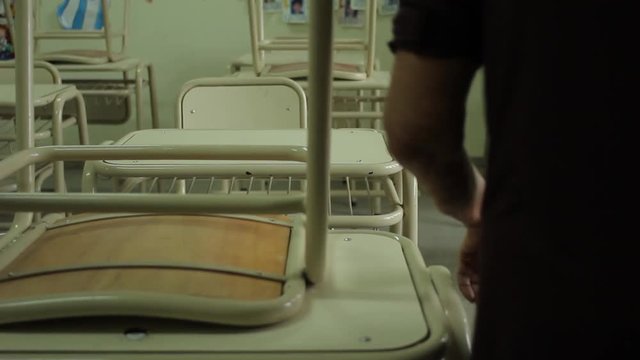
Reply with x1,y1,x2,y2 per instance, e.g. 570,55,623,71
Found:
102,128,400,177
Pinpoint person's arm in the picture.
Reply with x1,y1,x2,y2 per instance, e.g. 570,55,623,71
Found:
384,53,484,302
383,0,485,302
385,52,483,225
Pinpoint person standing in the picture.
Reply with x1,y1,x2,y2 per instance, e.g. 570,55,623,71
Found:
384,1,636,359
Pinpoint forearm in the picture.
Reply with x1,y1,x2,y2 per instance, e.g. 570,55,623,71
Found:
393,128,483,225
384,52,483,225
406,144,482,223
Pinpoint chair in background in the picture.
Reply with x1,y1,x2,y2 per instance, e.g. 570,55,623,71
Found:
234,1,403,231
33,0,158,130
232,0,387,131
0,60,89,192
177,77,307,130
243,0,377,80
87,76,416,241
177,78,412,238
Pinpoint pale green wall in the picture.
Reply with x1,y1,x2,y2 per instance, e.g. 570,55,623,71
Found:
465,70,486,159
42,0,485,157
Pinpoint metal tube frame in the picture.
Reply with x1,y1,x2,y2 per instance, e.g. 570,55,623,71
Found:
305,0,333,284
11,0,35,239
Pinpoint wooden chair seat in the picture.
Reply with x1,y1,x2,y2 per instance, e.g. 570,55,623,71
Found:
0,214,305,326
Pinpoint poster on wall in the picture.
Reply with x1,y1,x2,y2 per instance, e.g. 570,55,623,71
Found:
378,0,399,15
263,0,282,13
0,0,14,60
338,0,365,28
57,0,109,30
0,24,13,60
349,0,368,10
283,0,308,24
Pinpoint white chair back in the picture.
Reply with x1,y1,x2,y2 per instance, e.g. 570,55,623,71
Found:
177,77,307,129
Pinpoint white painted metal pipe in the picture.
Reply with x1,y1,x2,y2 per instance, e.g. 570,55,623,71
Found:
366,0,378,77
14,0,35,193
10,0,36,234
305,0,333,284
0,145,309,182
0,193,306,214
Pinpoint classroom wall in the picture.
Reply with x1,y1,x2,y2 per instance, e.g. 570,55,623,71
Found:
41,0,485,157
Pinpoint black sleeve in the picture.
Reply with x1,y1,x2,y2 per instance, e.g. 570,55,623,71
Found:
389,0,483,61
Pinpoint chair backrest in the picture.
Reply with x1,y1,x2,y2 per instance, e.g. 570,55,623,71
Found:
0,61,61,119
176,77,307,129
0,60,61,85
247,0,377,80
33,0,130,63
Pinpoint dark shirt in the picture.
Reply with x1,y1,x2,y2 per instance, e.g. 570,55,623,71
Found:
391,1,636,359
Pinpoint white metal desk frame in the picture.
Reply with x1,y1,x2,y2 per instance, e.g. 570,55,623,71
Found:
233,72,413,238
231,47,398,230
86,128,412,238
171,74,418,241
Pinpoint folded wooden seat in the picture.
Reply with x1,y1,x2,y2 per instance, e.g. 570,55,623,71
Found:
0,214,305,326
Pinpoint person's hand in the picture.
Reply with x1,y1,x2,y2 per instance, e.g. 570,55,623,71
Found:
457,225,481,302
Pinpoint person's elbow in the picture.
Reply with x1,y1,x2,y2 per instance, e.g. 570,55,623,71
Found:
384,108,465,168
